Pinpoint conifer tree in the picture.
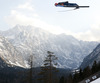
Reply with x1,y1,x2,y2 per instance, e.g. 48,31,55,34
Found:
79,68,83,81
38,51,58,83
73,71,79,83
29,55,33,83
25,55,34,83
68,74,73,83
92,61,97,74
59,76,65,83
83,66,91,78
97,62,100,71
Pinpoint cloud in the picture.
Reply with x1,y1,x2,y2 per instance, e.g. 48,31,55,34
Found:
4,1,100,41
73,25,100,41
5,2,65,34
5,6,100,41
70,11,100,42
18,2,34,11
5,11,65,34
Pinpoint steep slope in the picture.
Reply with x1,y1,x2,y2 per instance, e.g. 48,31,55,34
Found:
80,44,100,69
0,36,26,68
0,25,98,69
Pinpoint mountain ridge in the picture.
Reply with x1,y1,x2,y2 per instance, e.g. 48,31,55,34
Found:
0,25,98,69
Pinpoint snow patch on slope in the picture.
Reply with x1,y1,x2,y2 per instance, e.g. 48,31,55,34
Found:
90,78,100,83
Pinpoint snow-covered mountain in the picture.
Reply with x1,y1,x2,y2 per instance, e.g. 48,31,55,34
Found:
0,36,27,68
0,25,98,69
80,44,100,69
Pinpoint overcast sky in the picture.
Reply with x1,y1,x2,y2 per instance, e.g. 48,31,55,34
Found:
0,0,100,41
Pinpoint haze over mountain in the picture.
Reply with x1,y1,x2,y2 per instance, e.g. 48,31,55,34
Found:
0,25,98,69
